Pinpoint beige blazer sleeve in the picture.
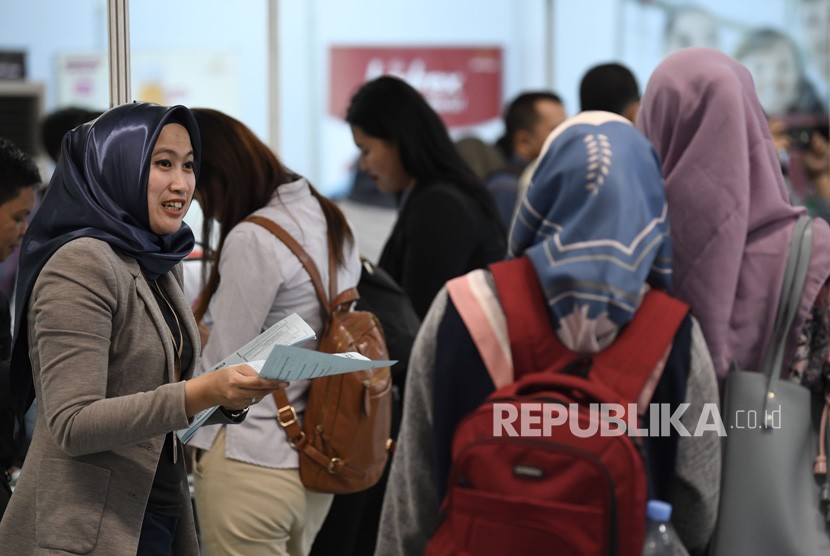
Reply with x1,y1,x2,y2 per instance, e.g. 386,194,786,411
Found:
28,238,194,456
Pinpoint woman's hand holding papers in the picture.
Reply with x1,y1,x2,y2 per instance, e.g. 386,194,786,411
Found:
185,363,289,415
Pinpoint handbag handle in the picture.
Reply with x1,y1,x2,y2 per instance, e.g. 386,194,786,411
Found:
759,215,813,418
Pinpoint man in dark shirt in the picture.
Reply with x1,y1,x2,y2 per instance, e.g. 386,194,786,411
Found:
486,91,567,228
0,137,40,519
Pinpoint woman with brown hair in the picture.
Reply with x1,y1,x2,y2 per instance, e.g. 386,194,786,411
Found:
188,108,361,556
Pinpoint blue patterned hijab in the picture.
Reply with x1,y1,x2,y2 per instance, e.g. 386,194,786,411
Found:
509,111,671,353
10,102,200,412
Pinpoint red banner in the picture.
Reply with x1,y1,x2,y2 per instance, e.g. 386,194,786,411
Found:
329,46,502,128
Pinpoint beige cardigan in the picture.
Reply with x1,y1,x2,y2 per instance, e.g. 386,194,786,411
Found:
0,237,201,555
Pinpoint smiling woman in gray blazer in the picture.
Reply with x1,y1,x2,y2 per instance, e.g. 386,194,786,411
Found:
0,102,287,555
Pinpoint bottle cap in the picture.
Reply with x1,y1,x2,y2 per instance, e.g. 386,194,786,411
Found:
646,500,672,522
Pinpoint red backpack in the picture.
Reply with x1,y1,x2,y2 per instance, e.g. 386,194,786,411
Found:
426,257,689,556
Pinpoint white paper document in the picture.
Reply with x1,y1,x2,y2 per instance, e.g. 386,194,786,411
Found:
250,345,395,381
177,313,316,443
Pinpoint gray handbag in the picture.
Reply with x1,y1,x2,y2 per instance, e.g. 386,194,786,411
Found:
710,216,830,555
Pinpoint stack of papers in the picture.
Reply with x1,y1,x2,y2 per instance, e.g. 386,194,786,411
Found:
177,313,396,443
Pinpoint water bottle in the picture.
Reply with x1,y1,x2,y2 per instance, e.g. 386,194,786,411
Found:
641,500,681,555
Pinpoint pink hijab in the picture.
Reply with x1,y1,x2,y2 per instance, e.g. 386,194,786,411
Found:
637,47,830,383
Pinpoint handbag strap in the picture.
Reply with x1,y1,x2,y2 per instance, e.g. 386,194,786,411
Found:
760,215,813,416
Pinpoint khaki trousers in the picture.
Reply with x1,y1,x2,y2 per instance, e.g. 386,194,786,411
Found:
192,428,333,556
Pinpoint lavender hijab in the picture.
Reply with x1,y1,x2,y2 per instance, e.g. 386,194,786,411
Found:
637,48,830,382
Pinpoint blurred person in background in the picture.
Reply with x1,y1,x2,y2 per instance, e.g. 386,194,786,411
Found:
346,75,506,319
0,137,39,520
0,107,102,301
487,90,566,228
797,0,829,109
663,4,720,55
39,106,104,167
735,27,824,117
518,64,639,220
454,135,505,182
579,62,641,123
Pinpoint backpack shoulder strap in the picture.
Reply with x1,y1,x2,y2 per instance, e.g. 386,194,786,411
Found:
490,256,689,408
243,216,319,440
244,215,330,309
326,235,360,312
446,270,513,389
327,234,338,309
592,289,689,408
489,257,572,380
244,216,342,456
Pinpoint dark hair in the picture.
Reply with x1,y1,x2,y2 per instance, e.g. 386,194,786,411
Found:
0,136,41,204
346,75,504,233
39,107,103,164
579,63,640,115
191,108,354,322
496,91,564,158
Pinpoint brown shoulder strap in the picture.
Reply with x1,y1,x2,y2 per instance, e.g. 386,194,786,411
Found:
246,216,359,468
325,234,362,311
244,215,330,309
250,215,365,469
327,233,337,308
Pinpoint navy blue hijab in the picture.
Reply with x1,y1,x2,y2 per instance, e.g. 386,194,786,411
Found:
10,102,200,413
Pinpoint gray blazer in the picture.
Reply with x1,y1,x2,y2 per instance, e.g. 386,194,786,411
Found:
0,238,201,555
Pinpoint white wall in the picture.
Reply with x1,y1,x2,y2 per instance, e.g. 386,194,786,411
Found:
1,0,108,110
0,1,268,134
278,0,550,196
0,0,807,198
